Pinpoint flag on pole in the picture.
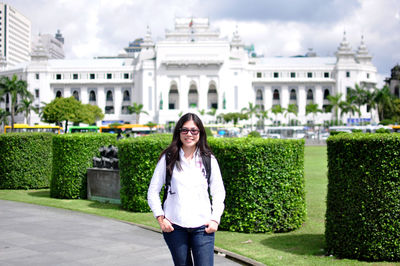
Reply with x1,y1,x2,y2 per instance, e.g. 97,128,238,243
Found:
189,19,193,27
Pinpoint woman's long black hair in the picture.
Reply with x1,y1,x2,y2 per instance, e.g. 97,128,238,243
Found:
159,113,212,176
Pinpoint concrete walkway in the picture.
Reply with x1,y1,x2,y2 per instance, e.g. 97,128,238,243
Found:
0,200,242,266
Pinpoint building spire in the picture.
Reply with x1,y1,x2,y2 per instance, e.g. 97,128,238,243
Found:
356,35,372,64
336,31,355,63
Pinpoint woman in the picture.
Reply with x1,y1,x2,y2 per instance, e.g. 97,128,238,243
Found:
147,113,225,266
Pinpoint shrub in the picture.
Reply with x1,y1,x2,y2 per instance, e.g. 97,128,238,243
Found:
209,138,305,233
326,133,400,261
0,133,53,189
247,131,261,138
375,128,391,134
117,134,171,212
51,133,116,199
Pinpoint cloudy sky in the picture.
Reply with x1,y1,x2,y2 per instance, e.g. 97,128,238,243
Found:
9,0,400,86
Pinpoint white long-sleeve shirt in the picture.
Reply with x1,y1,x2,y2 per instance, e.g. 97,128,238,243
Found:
147,148,225,228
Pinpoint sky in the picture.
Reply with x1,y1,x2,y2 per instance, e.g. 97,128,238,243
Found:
8,0,400,86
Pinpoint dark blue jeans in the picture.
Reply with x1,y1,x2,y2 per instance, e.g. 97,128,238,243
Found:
163,224,215,266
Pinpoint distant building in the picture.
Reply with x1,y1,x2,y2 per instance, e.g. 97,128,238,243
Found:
32,31,65,59
385,64,400,97
0,17,378,127
0,3,31,67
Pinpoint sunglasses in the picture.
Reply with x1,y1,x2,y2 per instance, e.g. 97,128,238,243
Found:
180,128,200,135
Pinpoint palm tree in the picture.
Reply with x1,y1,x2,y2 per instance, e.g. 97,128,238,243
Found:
327,93,343,123
270,104,285,125
207,108,217,123
0,108,9,129
348,84,367,124
339,94,359,123
0,74,31,130
364,89,378,122
241,102,259,131
375,85,394,121
127,102,148,124
305,103,322,125
17,97,39,125
256,110,269,129
286,104,298,125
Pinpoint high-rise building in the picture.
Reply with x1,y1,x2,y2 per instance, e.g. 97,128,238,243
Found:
32,31,65,59
0,3,31,66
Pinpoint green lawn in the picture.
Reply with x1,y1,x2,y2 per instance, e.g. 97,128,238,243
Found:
0,146,398,265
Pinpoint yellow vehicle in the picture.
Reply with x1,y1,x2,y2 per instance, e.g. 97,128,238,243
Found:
99,124,159,135
4,124,61,134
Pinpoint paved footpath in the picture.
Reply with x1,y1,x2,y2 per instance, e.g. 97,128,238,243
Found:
0,200,241,266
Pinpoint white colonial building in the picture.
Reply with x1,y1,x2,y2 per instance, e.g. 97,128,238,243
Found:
0,17,378,128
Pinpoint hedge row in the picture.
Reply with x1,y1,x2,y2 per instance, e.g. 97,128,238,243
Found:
118,135,306,233
326,133,400,261
51,133,116,199
0,133,53,189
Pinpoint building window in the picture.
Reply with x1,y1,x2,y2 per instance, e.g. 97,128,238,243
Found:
148,72,152,76
273,89,280,100
256,72,262,78
273,72,279,78
290,72,296,78
290,89,297,100
73,74,78,80
105,106,114,114
106,90,113,101
207,84,218,109
90,73,95,79
89,90,96,102
346,71,350,78
107,73,112,79
307,89,314,101
367,73,370,79
35,89,39,98
56,74,62,80
324,72,330,78
307,72,312,78
395,86,400,98
35,73,39,80
124,73,129,79
188,84,198,108
55,90,62,98
169,84,179,110
123,90,130,101
72,90,79,101
324,89,330,100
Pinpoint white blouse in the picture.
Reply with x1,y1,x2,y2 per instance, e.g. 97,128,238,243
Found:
147,148,226,228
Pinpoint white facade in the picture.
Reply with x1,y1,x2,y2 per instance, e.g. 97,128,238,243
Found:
0,3,31,67
0,18,378,128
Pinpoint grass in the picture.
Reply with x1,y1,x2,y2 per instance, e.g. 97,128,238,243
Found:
0,146,398,266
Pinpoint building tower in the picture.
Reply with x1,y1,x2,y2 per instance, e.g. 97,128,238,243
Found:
0,3,31,67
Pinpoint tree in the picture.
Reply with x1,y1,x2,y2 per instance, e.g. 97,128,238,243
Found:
145,121,158,133
241,102,260,131
207,108,217,123
270,104,285,125
17,98,39,125
42,96,86,132
0,108,9,129
0,74,31,129
348,84,367,124
364,89,377,122
255,110,269,129
306,103,322,125
222,112,248,126
128,102,148,124
286,104,298,125
327,93,343,122
339,94,359,123
375,85,395,121
80,104,104,125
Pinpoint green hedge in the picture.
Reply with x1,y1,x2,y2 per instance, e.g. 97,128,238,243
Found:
51,133,116,199
118,134,171,211
209,138,305,233
0,133,53,189
326,133,400,261
118,135,305,233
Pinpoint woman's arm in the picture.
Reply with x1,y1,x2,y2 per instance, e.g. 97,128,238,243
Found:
147,155,166,218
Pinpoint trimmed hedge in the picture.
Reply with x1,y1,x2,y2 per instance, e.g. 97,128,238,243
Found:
118,134,172,211
326,133,400,261
118,135,305,233
0,133,53,189
209,138,305,233
51,133,116,199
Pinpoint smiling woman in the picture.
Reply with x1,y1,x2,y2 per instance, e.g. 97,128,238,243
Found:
147,113,226,265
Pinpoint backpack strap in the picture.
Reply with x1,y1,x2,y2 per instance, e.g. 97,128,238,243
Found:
201,154,212,187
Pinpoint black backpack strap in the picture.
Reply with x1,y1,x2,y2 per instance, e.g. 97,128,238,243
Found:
201,154,212,187
162,152,172,209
